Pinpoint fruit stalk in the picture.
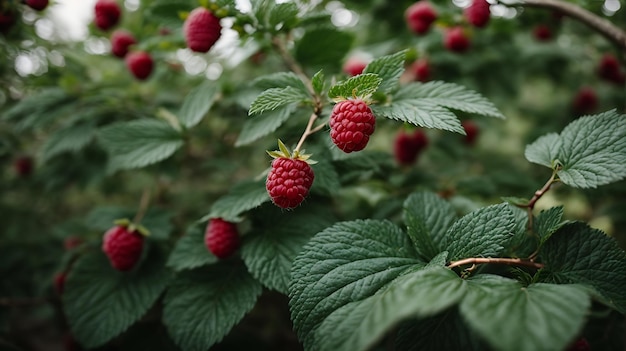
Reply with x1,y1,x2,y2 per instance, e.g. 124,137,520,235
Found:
447,257,544,270
132,188,151,224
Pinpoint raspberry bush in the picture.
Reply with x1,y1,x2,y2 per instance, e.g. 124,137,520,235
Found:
1,0,626,350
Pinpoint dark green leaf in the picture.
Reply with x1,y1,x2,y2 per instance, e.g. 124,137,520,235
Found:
403,190,457,260
40,122,96,161
98,119,184,171
371,96,464,134
312,70,325,96
442,203,515,261
251,72,308,93
235,104,298,146
316,267,465,351
533,206,564,245
541,221,626,313
163,263,263,351
295,27,354,67
178,80,220,128
328,73,382,100
200,180,270,222
310,160,340,196
167,224,218,271
63,245,171,348
248,87,309,116
289,219,422,350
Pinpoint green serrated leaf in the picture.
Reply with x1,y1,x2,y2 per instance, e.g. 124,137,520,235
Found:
235,104,298,146
251,72,308,93
541,221,626,313
98,119,184,172
268,2,298,30
533,206,564,245
200,180,270,222
63,245,171,348
311,70,325,96
524,133,561,168
40,122,96,162
460,280,590,351
372,95,464,134
289,219,423,351
501,196,530,207
427,251,449,267
442,203,515,261
315,267,465,351
249,87,309,116
328,73,382,100
178,81,220,128
84,206,172,240
362,50,407,93
163,263,263,351
310,160,340,196
167,223,218,271
295,27,354,67
403,191,457,261
241,205,335,293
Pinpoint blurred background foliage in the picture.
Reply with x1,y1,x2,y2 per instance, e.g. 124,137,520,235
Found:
0,0,625,350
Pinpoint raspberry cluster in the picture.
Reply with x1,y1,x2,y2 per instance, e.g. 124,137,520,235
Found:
26,0,49,11
343,57,368,77
329,99,376,153
411,58,431,82
598,54,625,85
462,120,480,146
394,129,429,166
94,0,121,31
110,30,136,58
125,51,154,80
205,218,240,258
464,0,491,28
572,87,598,116
405,1,437,35
444,27,470,53
184,7,223,53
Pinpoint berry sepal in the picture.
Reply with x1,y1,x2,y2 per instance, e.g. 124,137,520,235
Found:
113,218,150,237
266,139,317,164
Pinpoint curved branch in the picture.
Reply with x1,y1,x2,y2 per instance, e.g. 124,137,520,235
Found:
511,0,626,51
448,257,544,270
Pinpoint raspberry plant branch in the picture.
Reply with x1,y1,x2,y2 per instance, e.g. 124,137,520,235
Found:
132,187,151,224
507,0,626,51
447,257,545,270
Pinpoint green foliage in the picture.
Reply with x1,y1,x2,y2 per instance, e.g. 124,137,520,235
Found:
166,224,218,271
200,180,270,222
63,245,171,348
295,27,354,67
328,73,382,100
525,110,626,188
178,81,220,128
248,87,310,116
162,263,263,351
362,50,408,93
40,122,96,161
98,119,184,172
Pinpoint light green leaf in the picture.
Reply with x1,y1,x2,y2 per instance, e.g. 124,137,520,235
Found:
167,224,218,271
316,267,465,351
268,2,298,29
289,219,423,350
200,180,270,222
461,281,590,351
40,122,96,161
98,119,184,171
241,205,335,293
403,190,457,261
251,72,308,93
63,245,171,348
533,206,564,245
524,133,561,168
310,160,340,196
442,203,515,261
248,87,310,116
558,110,626,188
328,73,382,100
311,70,325,96
541,221,626,313
362,50,407,93
235,104,298,146
295,27,354,67
178,81,220,128
371,96,464,134
163,263,263,351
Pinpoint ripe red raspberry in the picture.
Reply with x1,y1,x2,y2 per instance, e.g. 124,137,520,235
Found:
13,156,33,177
53,272,66,295
444,27,470,53
102,225,144,271
330,99,376,153
184,7,222,53
26,0,49,11
464,0,490,28
394,129,429,165
343,57,367,76
125,51,154,80
405,1,437,35
0,10,16,34
598,53,625,85
204,218,240,259
572,87,598,115
266,157,315,209
411,58,430,82
565,338,590,351
462,120,479,145
110,30,136,58
94,0,121,31
533,25,552,42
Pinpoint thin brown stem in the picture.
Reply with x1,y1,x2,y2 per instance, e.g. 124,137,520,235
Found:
294,112,318,153
509,0,626,50
525,171,559,230
447,257,544,270
132,188,151,224
0,297,49,307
